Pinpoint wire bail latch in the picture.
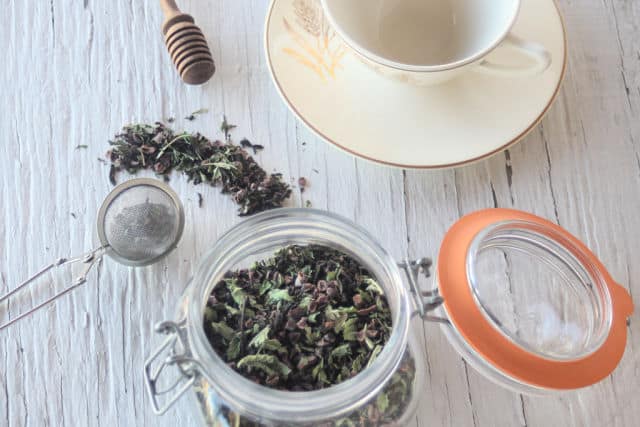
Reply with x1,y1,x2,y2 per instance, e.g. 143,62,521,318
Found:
398,258,449,324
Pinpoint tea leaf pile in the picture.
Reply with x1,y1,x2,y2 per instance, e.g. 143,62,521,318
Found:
203,245,417,426
106,121,291,216
203,245,393,391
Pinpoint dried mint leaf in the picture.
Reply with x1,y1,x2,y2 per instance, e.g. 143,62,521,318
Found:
237,354,292,378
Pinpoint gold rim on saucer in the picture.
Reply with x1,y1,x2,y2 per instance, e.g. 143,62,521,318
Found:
264,0,568,169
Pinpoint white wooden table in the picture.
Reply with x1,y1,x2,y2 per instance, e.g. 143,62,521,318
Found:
1,1,639,426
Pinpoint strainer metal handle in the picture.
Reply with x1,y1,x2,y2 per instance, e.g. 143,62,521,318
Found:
0,246,107,330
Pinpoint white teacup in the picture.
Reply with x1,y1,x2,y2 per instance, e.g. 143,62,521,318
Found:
320,0,552,86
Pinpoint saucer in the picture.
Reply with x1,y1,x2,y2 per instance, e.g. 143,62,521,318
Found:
264,0,567,168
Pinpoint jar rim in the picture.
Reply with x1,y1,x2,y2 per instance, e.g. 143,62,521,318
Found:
465,219,613,362
185,208,412,422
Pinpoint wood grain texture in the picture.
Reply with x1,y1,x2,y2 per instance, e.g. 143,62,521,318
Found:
1,0,638,426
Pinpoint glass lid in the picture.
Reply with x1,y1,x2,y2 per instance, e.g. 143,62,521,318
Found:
436,209,633,391
466,220,611,361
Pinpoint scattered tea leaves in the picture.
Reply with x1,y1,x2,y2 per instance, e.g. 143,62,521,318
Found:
106,121,291,215
240,138,265,155
185,108,209,121
220,115,237,140
75,144,88,150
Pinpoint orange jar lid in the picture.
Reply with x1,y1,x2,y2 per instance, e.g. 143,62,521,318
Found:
437,208,633,389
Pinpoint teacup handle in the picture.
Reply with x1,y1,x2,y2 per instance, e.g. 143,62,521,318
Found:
476,34,552,76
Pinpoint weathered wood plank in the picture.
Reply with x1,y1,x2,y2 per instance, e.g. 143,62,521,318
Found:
0,0,638,426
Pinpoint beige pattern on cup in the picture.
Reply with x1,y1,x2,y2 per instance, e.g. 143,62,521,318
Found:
282,0,347,81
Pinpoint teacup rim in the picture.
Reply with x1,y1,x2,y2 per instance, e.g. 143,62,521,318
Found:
320,0,522,73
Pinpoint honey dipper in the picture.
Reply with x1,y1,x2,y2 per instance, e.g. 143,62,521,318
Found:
160,0,215,85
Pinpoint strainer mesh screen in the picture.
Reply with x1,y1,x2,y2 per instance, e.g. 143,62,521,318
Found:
102,185,180,263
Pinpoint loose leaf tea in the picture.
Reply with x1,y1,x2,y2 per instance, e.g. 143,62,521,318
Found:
298,176,307,192
106,121,291,216
185,108,209,121
203,245,393,391
206,355,416,427
220,115,237,141
201,245,415,425
240,138,264,155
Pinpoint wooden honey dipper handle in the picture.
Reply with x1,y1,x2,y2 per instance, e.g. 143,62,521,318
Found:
160,0,180,16
160,0,193,34
159,0,215,85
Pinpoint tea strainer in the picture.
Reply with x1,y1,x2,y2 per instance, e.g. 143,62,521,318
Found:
0,178,185,330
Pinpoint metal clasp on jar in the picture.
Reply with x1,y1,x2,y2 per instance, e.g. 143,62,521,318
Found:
143,319,203,415
398,258,450,324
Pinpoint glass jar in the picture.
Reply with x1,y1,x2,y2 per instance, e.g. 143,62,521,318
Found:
144,208,633,426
